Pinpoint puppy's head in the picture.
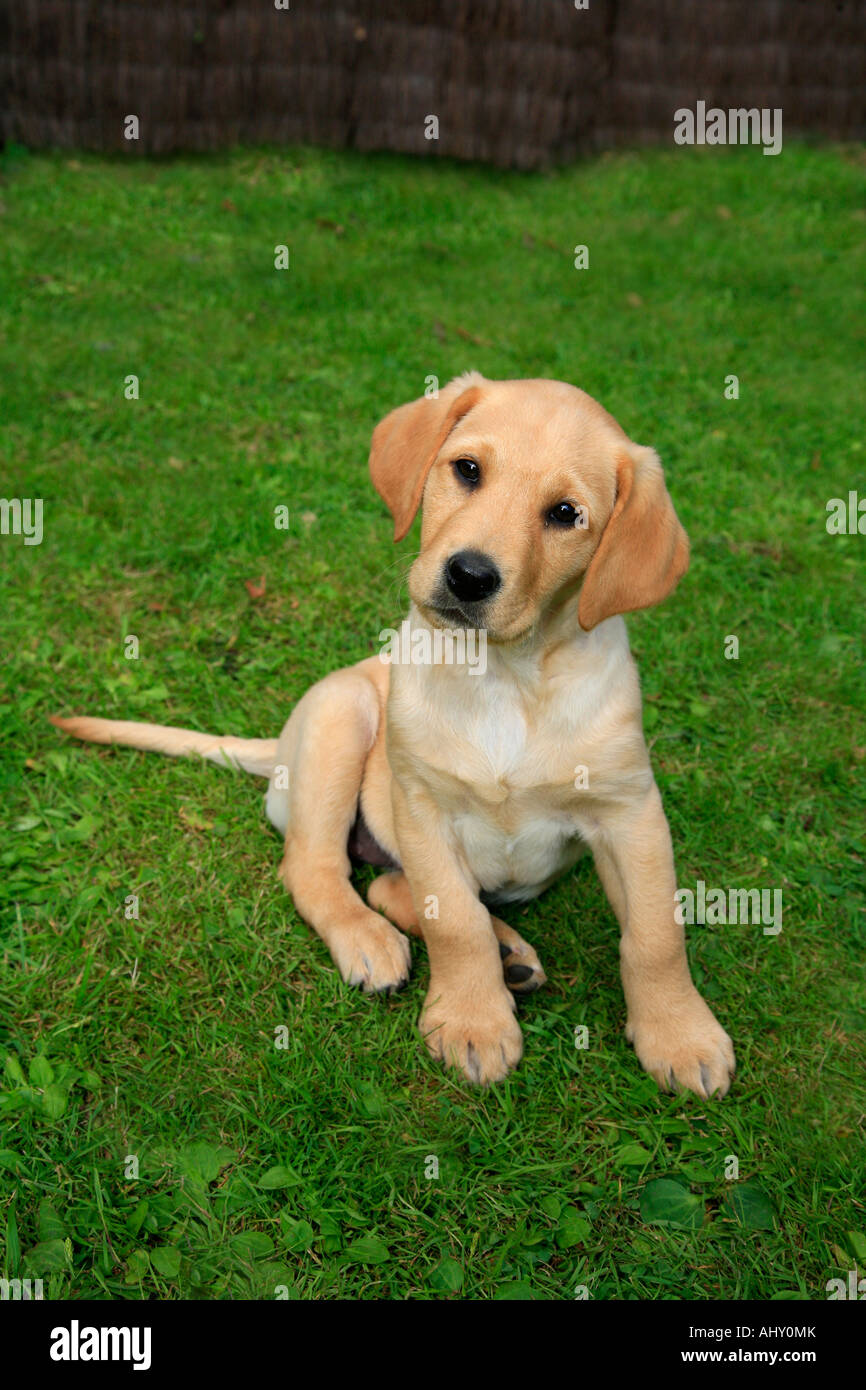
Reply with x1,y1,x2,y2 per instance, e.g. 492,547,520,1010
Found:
369,373,689,641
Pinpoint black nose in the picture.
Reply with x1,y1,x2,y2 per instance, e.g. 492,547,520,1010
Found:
445,550,501,604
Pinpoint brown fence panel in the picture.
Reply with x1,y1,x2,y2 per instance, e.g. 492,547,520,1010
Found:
1,0,863,167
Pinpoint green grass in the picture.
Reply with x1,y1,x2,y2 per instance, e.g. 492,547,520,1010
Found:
0,140,864,1301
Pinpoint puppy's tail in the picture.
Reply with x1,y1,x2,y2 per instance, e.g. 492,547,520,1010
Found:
49,714,278,778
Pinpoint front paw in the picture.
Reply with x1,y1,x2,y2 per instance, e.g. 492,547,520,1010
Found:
420,980,523,1085
330,914,412,995
626,992,735,1098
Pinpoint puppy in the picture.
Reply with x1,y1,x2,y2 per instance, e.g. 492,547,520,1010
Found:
52,373,735,1096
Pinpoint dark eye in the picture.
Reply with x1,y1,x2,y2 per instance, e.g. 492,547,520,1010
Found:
547,501,580,527
454,457,480,485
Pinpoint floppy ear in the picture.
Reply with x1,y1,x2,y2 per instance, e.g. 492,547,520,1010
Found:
578,443,689,631
368,379,484,541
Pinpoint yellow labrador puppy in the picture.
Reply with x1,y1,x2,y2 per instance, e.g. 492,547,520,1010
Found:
52,374,735,1097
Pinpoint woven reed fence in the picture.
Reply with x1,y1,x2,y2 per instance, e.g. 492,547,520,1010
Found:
1,0,863,168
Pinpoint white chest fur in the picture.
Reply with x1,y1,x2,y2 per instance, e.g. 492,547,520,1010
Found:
387,609,647,900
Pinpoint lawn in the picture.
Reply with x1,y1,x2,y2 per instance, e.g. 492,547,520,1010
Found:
0,139,863,1301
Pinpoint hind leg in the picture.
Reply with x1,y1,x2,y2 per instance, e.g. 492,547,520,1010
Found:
273,666,411,994
493,920,548,995
368,871,546,994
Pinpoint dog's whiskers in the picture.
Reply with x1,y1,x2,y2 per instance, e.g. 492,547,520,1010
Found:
377,552,420,611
